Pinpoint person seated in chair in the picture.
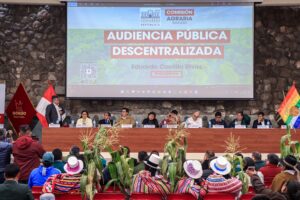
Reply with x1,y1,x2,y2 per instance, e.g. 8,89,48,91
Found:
185,111,202,128
116,108,135,127
230,111,250,128
76,110,93,127
99,112,114,126
252,112,272,128
0,164,34,200
142,112,159,128
209,111,227,128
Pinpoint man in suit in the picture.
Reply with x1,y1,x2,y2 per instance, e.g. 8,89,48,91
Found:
45,95,61,124
252,112,272,128
209,111,227,128
0,163,34,200
99,112,114,126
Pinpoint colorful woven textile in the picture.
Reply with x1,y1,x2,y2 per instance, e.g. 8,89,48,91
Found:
206,174,242,194
131,170,170,199
174,177,203,199
42,173,81,194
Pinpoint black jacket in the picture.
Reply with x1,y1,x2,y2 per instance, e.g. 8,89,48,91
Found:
0,180,34,200
99,119,114,126
252,119,272,128
45,104,59,124
142,118,159,128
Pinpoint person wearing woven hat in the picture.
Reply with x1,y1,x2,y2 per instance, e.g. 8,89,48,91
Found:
271,155,299,192
28,152,61,188
206,156,242,194
42,156,83,193
175,160,207,199
132,154,170,198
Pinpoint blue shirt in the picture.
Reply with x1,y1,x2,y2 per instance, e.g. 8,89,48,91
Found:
28,165,61,188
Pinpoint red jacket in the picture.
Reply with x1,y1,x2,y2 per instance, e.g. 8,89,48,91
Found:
12,135,45,181
259,164,282,187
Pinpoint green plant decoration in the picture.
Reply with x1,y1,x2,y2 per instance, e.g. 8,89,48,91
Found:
280,125,300,159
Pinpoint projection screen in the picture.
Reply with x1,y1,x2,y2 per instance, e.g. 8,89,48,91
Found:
67,2,254,99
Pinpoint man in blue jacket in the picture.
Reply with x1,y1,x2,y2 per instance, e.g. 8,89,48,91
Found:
28,152,61,188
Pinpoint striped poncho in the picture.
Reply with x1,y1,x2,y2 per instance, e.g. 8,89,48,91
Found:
206,174,242,194
42,173,81,193
131,170,170,199
175,177,205,200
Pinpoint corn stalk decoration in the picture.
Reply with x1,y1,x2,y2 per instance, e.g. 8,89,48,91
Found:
104,147,135,199
79,127,120,200
223,132,249,194
280,125,300,159
161,124,189,192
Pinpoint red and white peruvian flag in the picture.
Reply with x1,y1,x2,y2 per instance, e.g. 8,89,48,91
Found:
36,85,56,127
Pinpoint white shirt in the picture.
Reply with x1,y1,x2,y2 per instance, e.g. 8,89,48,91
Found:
54,104,61,123
185,117,202,128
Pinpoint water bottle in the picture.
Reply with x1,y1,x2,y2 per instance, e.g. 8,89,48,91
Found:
71,120,75,127
208,121,211,128
56,119,60,125
136,121,139,128
267,120,271,128
93,119,96,128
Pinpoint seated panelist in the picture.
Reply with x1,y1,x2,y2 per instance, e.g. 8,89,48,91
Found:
76,110,93,127
99,112,114,126
252,112,272,128
142,112,159,128
210,111,227,128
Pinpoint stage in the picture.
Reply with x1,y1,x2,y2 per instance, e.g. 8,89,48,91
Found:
42,128,299,153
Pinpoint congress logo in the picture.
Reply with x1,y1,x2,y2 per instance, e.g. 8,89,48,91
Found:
140,8,161,27
165,9,194,24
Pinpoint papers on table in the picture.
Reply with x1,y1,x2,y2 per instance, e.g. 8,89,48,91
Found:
121,124,133,128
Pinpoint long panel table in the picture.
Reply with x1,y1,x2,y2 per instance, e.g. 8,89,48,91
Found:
42,128,300,153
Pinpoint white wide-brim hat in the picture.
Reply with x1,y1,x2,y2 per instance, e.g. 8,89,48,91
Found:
64,156,84,175
144,154,161,169
210,156,231,175
183,160,203,179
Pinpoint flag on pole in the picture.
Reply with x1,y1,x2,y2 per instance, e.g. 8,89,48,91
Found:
278,84,300,128
36,84,56,127
5,83,36,133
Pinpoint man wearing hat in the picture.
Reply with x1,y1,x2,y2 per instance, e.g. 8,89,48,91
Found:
206,156,242,194
271,155,299,192
132,154,170,198
28,152,61,188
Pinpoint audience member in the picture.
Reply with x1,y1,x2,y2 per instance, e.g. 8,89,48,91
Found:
0,164,34,200
45,95,61,125
230,111,251,128
43,156,83,193
202,156,217,180
13,124,45,184
247,168,300,200
121,146,138,166
131,154,170,198
244,157,264,185
206,156,242,194
271,155,298,192
134,151,148,174
201,150,215,170
142,112,159,128
185,111,202,128
0,129,12,184
76,110,93,127
116,107,135,127
28,152,61,188
52,148,66,173
99,112,114,126
259,154,282,186
252,112,272,128
209,111,227,128
175,160,205,199
252,151,266,170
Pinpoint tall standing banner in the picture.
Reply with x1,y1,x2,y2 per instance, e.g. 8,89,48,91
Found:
0,81,5,129
5,83,36,133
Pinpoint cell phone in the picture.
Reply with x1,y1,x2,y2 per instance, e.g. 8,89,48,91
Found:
247,166,255,171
